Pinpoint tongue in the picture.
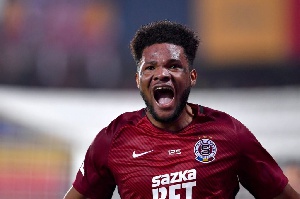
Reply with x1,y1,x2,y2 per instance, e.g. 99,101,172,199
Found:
157,93,173,105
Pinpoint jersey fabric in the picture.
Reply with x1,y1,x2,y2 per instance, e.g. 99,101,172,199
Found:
73,103,288,199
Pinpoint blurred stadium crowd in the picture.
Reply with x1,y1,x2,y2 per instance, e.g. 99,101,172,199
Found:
0,0,299,89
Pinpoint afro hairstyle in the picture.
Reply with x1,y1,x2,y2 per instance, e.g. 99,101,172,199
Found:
130,20,200,67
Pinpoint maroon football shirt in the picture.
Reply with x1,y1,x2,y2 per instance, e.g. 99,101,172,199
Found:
73,103,288,199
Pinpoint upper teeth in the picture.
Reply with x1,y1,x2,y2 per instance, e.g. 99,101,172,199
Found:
155,87,171,91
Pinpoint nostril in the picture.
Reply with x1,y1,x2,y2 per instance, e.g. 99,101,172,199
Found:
154,68,170,81
154,74,170,82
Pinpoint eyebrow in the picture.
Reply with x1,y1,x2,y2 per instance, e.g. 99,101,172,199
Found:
144,61,157,65
144,59,181,65
168,59,181,63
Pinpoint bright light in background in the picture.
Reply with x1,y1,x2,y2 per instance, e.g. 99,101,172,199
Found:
0,87,299,198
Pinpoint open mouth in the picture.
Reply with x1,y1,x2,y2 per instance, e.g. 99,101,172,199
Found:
154,87,174,106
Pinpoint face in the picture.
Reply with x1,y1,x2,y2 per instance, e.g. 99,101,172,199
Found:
136,43,197,123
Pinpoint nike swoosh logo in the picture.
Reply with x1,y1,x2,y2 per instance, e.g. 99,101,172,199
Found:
132,150,154,158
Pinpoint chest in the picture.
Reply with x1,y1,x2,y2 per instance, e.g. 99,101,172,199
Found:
107,126,240,198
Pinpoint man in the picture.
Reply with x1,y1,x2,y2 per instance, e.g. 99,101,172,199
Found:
64,20,300,198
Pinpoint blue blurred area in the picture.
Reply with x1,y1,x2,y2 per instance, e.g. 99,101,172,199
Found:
0,0,299,89
119,0,189,46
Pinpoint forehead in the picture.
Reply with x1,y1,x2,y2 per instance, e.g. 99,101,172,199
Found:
141,43,187,62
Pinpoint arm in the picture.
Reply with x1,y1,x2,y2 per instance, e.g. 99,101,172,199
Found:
64,186,86,199
235,120,291,198
274,184,300,199
65,128,116,199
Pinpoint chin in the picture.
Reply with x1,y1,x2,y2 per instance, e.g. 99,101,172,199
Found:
151,108,181,123
141,87,191,123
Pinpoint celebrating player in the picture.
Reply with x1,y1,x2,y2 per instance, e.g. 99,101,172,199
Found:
64,20,300,199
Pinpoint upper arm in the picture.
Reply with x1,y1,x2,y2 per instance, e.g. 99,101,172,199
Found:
64,186,86,199
274,184,300,199
236,121,288,198
71,129,116,198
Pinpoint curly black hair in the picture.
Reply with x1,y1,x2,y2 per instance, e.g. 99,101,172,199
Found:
130,20,200,67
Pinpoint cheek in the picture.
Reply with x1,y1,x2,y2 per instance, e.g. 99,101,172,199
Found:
139,73,152,85
137,78,148,91
176,75,193,88
174,72,189,82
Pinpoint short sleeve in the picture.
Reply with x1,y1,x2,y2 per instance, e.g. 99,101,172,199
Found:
72,128,116,199
236,121,288,199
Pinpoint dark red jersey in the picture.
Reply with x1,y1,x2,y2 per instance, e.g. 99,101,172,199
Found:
73,103,288,199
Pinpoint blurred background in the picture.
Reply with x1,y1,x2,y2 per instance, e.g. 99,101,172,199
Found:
0,0,299,198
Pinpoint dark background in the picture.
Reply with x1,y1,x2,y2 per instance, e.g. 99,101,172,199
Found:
0,0,299,89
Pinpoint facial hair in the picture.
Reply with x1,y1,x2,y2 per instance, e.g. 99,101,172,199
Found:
140,86,191,123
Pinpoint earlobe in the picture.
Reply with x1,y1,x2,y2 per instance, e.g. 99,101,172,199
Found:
191,79,196,87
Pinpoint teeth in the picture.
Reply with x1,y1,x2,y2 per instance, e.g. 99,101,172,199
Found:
155,87,172,91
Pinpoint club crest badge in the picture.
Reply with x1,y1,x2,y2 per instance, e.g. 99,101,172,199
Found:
194,138,217,163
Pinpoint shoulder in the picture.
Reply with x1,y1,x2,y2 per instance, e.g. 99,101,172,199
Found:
93,108,145,144
107,108,146,134
200,105,242,128
201,106,232,120
194,104,252,140
89,109,145,161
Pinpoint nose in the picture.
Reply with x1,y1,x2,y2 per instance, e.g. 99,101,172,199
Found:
153,66,170,81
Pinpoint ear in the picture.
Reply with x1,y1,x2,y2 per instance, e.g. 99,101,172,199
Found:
190,69,197,87
135,73,140,88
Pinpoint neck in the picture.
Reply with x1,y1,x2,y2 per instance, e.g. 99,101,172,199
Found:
147,104,194,132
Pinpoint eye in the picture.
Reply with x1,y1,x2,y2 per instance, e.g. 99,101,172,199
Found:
169,64,181,70
145,65,155,70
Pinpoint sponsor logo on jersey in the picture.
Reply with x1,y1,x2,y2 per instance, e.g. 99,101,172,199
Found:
151,169,196,199
194,137,217,163
132,150,154,158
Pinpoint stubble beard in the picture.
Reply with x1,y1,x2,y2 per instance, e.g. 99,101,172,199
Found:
140,87,191,123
